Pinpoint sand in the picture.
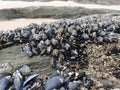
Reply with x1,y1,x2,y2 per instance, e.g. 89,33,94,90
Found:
0,1,120,11
0,18,59,30
0,1,120,30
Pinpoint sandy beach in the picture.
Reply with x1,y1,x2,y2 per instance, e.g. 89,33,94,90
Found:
0,18,59,30
0,1,120,11
0,1,120,30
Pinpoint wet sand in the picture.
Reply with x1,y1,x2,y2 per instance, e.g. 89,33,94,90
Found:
0,18,59,30
0,1,120,11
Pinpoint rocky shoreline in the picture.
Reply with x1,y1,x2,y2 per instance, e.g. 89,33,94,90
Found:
0,6,119,20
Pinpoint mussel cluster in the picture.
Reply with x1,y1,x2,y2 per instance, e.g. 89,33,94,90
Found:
0,63,93,90
0,14,120,89
0,15,119,68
